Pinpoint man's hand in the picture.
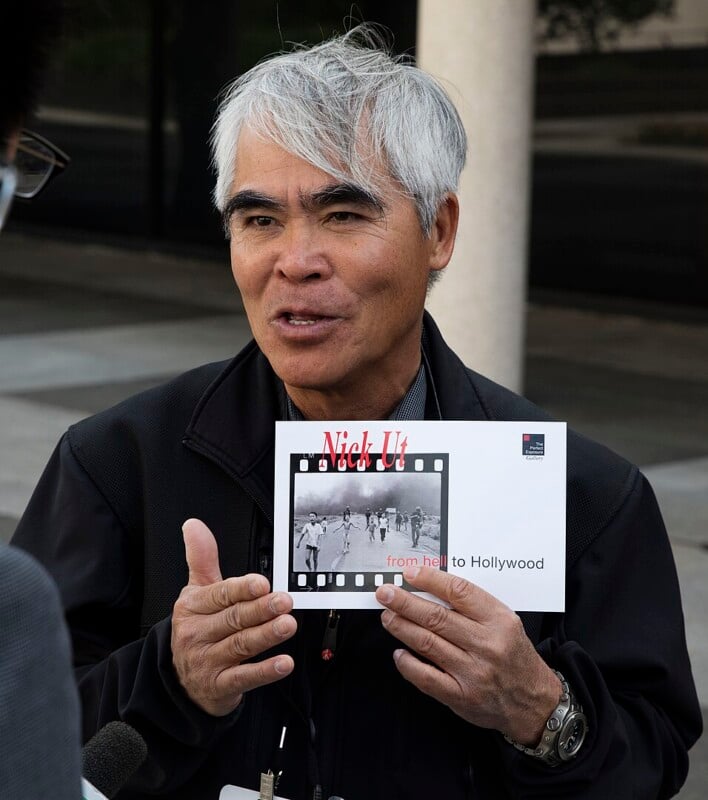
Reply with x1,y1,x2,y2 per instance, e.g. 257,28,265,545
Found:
375,567,561,745
171,518,297,716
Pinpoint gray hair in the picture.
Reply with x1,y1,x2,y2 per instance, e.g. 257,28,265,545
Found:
211,25,467,236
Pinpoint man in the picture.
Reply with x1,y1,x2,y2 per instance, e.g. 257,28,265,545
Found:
410,506,423,548
2,3,82,798
378,510,389,544
13,27,701,800
296,511,324,571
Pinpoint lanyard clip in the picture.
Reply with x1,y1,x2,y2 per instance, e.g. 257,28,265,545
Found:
259,771,274,800
261,726,286,798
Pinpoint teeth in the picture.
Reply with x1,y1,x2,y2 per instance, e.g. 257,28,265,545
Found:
288,316,319,326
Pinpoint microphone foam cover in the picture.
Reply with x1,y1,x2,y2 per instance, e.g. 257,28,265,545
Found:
82,721,148,799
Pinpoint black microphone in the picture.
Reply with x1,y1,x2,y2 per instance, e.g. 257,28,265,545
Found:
82,721,148,799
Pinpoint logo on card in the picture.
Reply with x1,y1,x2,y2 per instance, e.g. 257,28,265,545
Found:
522,433,545,457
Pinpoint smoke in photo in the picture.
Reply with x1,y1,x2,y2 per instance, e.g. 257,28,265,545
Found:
294,471,441,516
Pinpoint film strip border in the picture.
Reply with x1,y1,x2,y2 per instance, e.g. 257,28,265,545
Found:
292,570,411,592
288,452,450,592
291,452,448,473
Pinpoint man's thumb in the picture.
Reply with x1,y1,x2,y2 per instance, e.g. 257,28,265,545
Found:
182,518,223,586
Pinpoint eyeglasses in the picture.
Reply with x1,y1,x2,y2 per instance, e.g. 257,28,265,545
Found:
0,130,70,232
14,129,70,199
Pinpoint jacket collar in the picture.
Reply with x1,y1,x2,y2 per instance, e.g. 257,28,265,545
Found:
183,339,285,522
420,312,489,421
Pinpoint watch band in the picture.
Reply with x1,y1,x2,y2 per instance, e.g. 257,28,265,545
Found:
503,670,588,766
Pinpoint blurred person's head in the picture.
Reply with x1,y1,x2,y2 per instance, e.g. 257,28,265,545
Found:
1,0,65,229
0,0,63,153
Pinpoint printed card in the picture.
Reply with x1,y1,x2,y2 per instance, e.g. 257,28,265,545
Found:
273,421,566,611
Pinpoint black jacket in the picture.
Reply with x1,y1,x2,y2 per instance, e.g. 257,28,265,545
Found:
14,314,702,799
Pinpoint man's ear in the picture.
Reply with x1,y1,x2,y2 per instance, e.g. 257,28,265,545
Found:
428,193,459,273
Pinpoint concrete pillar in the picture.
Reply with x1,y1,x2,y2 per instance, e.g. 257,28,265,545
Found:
418,0,536,392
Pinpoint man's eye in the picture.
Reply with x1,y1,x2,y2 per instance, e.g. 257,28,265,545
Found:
241,214,275,228
329,211,359,223
248,216,274,227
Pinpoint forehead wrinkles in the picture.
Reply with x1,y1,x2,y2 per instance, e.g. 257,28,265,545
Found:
239,112,396,204
229,129,390,217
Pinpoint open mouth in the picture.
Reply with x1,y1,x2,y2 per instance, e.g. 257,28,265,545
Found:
285,313,327,326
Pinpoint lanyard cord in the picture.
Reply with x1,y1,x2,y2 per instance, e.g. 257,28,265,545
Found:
274,611,327,798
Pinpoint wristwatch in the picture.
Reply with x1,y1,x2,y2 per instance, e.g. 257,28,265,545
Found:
503,671,588,766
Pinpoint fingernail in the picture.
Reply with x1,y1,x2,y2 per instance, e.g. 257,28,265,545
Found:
248,578,264,597
403,566,420,581
274,658,291,675
269,593,284,613
393,648,405,663
273,618,290,637
378,586,394,604
381,609,393,626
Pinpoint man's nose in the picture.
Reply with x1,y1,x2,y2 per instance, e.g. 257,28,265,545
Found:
275,221,332,281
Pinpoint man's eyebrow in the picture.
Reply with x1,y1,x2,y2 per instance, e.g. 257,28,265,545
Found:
223,190,285,220
305,183,385,213
222,184,385,227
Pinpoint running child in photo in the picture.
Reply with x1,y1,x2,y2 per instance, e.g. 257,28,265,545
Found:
332,513,359,554
367,515,377,542
296,512,324,571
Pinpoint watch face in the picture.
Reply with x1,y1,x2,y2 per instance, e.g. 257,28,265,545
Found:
558,711,588,760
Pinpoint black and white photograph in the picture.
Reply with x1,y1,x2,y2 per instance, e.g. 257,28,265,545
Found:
290,455,448,585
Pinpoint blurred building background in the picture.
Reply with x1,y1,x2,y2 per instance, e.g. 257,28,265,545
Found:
5,0,707,307
534,0,708,306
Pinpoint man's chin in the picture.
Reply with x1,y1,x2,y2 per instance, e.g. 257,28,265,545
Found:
267,352,350,394
279,374,343,396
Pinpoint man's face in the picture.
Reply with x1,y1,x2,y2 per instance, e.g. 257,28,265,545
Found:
226,128,451,411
